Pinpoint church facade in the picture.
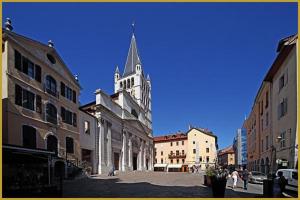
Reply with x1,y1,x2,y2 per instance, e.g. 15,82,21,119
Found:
80,31,154,174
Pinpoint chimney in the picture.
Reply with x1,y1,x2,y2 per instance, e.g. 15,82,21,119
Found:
5,18,13,31
48,40,54,48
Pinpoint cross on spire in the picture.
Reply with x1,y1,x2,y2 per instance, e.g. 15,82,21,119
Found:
132,21,135,34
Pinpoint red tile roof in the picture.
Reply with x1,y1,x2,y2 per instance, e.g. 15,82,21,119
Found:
154,132,187,143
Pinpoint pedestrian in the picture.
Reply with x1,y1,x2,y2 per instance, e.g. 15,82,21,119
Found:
278,171,287,193
241,167,250,190
231,170,239,189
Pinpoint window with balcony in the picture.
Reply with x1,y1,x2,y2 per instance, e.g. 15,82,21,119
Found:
46,103,57,124
45,75,57,97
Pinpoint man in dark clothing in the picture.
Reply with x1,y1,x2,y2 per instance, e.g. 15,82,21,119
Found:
278,171,287,193
242,168,250,190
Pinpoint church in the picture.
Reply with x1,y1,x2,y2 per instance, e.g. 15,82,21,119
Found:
80,30,154,174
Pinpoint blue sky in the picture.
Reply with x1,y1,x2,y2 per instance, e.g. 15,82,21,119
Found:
3,3,297,149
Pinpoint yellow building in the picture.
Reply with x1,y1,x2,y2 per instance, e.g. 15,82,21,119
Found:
2,21,81,170
154,126,218,172
218,146,235,167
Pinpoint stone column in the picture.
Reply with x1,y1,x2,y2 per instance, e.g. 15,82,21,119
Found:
121,130,128,171
107,122,112,168
149,144,154,171
128,134,133,170
139,140,144,171
97,117,106,174
143,142,147,170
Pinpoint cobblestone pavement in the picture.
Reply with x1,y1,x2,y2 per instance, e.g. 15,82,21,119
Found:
63,171,263,197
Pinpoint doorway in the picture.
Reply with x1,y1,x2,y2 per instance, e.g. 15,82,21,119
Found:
133,153,137,170
146,158,149,170
114,153,119,170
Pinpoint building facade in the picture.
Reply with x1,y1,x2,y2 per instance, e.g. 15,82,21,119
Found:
2,24,81,169
245,34,298,174
80,31,154,174
154,126,218,171
154,133,188,172
218,145,235,167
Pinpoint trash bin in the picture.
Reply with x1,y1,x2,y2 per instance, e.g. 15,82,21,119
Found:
263,179,274,197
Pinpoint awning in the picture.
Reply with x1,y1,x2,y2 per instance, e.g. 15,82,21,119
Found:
167,164,182,168
154,163,168,168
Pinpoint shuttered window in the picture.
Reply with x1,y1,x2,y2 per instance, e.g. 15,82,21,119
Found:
35,65,41,82
73,113,77,127
61,82,65,97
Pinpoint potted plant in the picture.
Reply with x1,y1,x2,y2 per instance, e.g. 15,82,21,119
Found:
204,166,216,187
210,167,228,197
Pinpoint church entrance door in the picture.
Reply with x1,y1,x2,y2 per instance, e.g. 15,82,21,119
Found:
146,159,149,170
133,153,137,170
114,152,119,170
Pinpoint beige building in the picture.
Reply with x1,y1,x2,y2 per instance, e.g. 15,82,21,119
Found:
154,126,218,171
2,23,81,169
218,145,235,167
245,34,298,173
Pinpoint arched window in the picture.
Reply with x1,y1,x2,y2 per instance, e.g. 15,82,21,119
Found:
131,109,138,118
131,77,134,87
22,125,36,149
124,80,126,89
45,75,57,97
46,103,57,124
127,79,130,88
47,135,58,154
66,137,74,154
120,82,123,89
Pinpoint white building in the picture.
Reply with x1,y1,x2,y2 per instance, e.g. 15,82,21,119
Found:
80,31,154,174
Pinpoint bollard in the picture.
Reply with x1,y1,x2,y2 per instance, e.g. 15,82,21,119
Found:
263,179,274,197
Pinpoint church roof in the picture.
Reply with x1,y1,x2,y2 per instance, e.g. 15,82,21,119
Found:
123,34,141,77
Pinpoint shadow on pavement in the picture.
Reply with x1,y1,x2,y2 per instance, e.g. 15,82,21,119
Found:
63,177,263,198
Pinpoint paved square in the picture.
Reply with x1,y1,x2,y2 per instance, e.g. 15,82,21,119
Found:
63,171,263,197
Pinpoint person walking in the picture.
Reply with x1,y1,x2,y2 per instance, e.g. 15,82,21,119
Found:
231,170,239,189
241,168,250,190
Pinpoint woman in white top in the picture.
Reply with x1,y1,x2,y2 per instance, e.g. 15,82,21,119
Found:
231,170,239,189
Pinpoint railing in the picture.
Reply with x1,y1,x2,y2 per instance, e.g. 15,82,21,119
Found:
168,153,186,159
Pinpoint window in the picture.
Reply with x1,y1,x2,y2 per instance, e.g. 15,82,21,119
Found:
61,82,66,97
176,150,179,155
177,159,179,164
66,137,74,154
66,87,72,100
47,53,56,64
182,150,185,155
61,82,76,103
182,159,185,163
200,156,202,162
14,50,42,82
176,141,179,146
47,135,58,154
193,149,196,154
266,112,269,126
73,113,77,127
127,79,130,88
15,84,41,112
131,77,134,87
155,159,157,164
265,91,269,108
170,151,173,155
45,75,57,97
84,121,90,134
182,141,184,145
266,136,269,150
120,82,123,89
193,141,195,144
171,159,173,164
206,156,209,163
206,148,209,153
278,98,288,119
280,131,286,148
46,103,57,124
260,101,263,115
22,125,36,149
161,151,163,156
261,140,264,152
131,109,138,118
261,119,264,131
161,158,163,164
279,75,285,91
170,142,173,146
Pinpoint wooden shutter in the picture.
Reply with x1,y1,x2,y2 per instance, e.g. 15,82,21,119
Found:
61,82,65,97
14,50,22,70
72,90,76,103
61,107,66,121
36,95,42,113
73,113,77,127
35,65,41,82
15,84,22,106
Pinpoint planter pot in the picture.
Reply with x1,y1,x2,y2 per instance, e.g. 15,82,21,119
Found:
211,176,227,197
